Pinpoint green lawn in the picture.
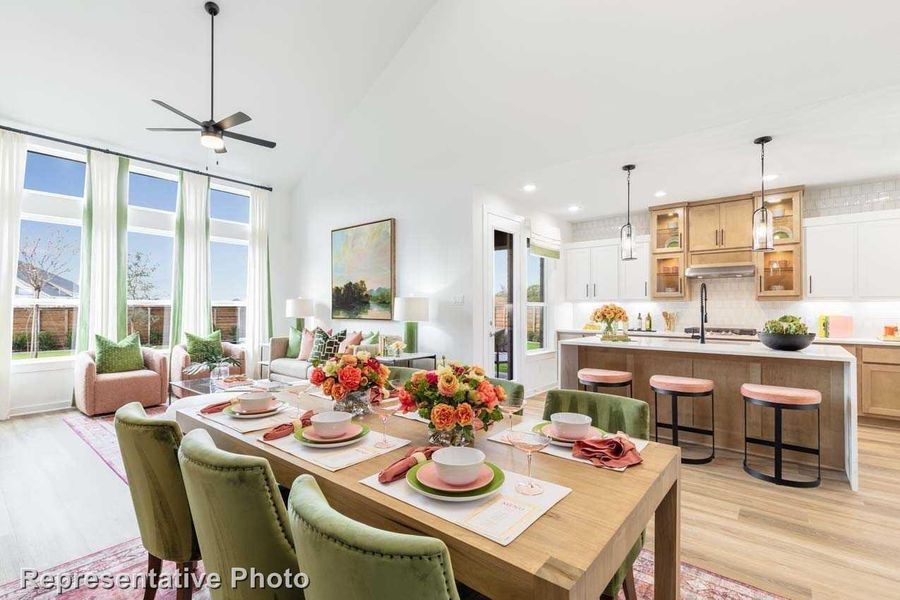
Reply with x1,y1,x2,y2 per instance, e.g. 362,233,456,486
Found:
12,350,75,360
527,341,542,350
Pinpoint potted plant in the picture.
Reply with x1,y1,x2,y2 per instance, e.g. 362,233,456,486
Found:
759,315,816,351
184,349,242,383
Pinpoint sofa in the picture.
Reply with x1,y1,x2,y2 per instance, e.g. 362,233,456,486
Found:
74,348,169,416
267,336,383,382
170,341,245,398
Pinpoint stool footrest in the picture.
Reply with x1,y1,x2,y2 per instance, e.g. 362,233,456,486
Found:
742,462,821,489
655,422,714,437
745,437,819,456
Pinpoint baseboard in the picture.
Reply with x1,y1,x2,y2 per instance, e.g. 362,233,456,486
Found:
8,399,73,418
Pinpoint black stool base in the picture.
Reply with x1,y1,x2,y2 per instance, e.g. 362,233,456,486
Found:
579,380,633,398
742,462,820,489
652,386,715,465
743,396,821,489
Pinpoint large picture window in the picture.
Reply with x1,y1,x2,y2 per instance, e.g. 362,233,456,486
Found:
126,231,174,348
23,151,85,197
210,187,250,223
210,240,248,342
526,253,546,352
128,171,178,212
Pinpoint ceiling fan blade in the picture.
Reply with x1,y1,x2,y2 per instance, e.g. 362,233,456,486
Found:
146,127,201,132
215,146,228,154
151,99,202,125
222,130,276,148
215,111,251,130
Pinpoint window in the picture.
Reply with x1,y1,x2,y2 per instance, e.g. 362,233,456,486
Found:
526,253,546,351
210,187,250,223
129,172,178,212
210,241,248,342
126,232,174,348
24,151,86,197
13,219,82,359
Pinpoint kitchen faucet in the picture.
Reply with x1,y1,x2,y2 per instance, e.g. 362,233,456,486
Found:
699,282,708,344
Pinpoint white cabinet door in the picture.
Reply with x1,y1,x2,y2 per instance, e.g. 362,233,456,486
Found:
805,223,856,298
620,240,650,299
590,245,619,299
565,248,591,301
858,220,900,298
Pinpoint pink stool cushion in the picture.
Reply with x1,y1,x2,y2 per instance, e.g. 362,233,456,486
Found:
740,383,822,406
650,374,714,394
578,368,632,385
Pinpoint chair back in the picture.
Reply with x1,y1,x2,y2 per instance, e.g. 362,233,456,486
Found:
287,474,459,600
114,402,198,562
543,389,649,439
178,429,303,599
387,366,419,385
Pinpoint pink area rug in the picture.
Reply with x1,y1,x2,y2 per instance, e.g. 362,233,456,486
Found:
27,410,786,600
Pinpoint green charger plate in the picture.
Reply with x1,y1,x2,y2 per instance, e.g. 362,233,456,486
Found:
294,424,370,445
532,421,607,439
406,461,505,498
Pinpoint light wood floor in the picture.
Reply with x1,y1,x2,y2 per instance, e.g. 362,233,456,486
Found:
2,401,899,599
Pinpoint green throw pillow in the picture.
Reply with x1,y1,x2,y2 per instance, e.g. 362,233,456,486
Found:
362,331,380,344
95,333,144,374
286,326,303,359
186,330,222,362
309,328,346,363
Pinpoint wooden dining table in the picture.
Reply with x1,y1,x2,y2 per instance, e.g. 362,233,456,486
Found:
176,395,682,600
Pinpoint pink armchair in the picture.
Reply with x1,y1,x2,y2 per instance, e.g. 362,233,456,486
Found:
170,341,245,398
74,348,169,416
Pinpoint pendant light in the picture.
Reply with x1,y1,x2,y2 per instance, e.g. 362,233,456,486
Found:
620,164,637,261
751,136,774,251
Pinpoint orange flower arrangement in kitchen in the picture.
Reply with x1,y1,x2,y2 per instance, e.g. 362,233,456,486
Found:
400,361,505,445
591,303,629,339
308,352,390,402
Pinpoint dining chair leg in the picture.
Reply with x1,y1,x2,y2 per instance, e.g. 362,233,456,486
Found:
623,566,637,600
143,554,161,600
176,561,196,600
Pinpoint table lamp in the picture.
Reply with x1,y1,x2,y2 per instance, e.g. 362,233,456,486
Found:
394,297,429,353
285,298,314,332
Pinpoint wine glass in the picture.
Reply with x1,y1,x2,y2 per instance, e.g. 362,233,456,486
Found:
509,430,551,496
498,396,526,442
369,392,401,449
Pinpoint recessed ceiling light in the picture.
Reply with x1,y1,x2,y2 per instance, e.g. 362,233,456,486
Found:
763,174,779,182
522,183,537,193
654,190,667,198
567,205,581,212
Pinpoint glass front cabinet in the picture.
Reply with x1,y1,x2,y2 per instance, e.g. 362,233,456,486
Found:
754,187,803,246
756,244,802,299
650,206,686,254
651,253,688,299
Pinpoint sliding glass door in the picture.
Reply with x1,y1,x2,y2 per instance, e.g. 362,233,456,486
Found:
491,229,514,380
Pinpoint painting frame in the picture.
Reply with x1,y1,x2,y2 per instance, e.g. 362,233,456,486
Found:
331,218,396,321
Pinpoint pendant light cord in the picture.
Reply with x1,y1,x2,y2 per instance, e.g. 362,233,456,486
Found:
626,168,632,225
210,10,215,121
760,139,766,203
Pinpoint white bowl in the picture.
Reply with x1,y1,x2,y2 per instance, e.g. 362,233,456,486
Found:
431,447,485,486
310,411,353,439
550,412,592,439
236,392,274,412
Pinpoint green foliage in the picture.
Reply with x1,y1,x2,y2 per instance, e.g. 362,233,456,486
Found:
148,331,164,346
762,315,809,335
333,280,370,314
12,332,29,352
368,286,391,305
38,330,57,350
65,330,74,350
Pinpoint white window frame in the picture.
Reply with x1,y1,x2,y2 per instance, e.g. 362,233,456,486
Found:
526,253,548,354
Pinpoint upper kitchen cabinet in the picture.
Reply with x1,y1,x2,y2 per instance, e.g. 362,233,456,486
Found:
650,205,686,254
756,245,802,299
688,196,754,252
620,239,650,299
564,247,592,301
754,187,803,246
857,220,900,298
651,253,688,299
805,222,856,298
563,242,619,301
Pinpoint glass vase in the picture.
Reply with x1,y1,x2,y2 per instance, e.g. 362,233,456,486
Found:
428,427,472,447
210,363,230,386
601,321,616,341
334,390,370,417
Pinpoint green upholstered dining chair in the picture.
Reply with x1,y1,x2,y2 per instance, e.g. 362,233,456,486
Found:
178,429,304,600
287,474,460,600
114,402,199,600
542,389,649,600
387,366,419,385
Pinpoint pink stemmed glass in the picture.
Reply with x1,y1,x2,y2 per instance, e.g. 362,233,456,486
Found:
369,392,401,449
498,396,526,442
508,430,551,496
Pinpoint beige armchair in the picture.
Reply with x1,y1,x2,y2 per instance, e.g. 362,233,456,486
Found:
170,341,245,398
74,348,169,416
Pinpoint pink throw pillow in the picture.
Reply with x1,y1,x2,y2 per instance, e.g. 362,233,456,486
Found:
298,328,332,360
338,331,363,354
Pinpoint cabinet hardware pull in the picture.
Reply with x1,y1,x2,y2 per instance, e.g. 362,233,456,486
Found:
809,275,813,294
721,229,725,246
585,284,589,297
679,232,683,248
593,283,597,297
715,229,719,246
759,275,763,292
644,281,648,296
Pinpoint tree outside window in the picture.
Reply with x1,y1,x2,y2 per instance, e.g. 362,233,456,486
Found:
526,253,546,351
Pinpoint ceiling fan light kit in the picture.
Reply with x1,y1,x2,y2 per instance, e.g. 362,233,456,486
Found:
147,1,276,153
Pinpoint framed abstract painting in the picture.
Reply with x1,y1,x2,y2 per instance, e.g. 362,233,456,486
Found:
331,218,395,320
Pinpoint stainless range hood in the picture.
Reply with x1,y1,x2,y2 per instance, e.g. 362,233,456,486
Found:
685,264,756,279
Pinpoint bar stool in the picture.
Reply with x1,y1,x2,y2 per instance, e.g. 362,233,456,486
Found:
649,374,715,464
741,383,821,488
577,368,633,397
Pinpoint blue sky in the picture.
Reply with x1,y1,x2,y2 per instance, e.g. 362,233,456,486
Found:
24,152,85,197
17,220,82,294
210,242,247,301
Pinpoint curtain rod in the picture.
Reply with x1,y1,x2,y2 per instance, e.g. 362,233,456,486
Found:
0,123,273,192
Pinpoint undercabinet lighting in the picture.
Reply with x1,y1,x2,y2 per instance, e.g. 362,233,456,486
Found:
654,190,667,198
568,205,581,212
522,183,537,193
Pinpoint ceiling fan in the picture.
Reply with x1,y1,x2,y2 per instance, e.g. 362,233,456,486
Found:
146,2,276,154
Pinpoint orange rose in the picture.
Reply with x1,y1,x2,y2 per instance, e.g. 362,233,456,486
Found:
467,365,486,381
309,367,326,386
477,380,498,409
331,383,347,401
437,372,460,397
340,354,359,367
322,379,335,396
398,389,416,413
494,384,507,403
379,364,391,379
431,403,457,431
455,402,475,426
410,370,428,384
338,366,362,391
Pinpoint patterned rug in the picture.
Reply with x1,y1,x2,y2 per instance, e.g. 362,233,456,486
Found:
11,410,785,600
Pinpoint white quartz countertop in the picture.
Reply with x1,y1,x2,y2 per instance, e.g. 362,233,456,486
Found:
559,334,857,363
557,328,900,347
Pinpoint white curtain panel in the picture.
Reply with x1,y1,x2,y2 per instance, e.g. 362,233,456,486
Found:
0,131,27,420
81,151,126,349
177,172,211,342
244,188,271,378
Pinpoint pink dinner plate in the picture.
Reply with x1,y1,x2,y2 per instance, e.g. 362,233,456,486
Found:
541,423,604,442
232,401,279,415
301,423,364,442
415,462,495,493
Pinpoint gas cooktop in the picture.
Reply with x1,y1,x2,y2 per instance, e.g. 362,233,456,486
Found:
684,326,758,337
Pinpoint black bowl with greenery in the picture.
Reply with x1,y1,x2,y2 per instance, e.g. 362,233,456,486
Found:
759,315,815,351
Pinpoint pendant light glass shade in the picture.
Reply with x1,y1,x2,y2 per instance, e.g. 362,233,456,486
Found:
752,136,774,252
620,164,636,261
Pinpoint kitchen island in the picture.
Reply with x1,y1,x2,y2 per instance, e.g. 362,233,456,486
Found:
559,336,859,490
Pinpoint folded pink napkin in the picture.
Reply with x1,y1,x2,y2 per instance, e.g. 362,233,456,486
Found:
262,410,315,441
572,433,643,470
200,399,235,414
378,446,441,484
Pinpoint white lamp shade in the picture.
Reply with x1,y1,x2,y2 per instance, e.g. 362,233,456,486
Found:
394,297,429,322
285,298,314,318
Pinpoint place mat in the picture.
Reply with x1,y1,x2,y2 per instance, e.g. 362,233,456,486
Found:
487,419,650,472
261,432,410,472
395,410,429,423
360,469,570,546
195,406,299,434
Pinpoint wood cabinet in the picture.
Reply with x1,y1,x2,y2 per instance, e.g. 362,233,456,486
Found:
860,346,900,420
755,187,803,246
620,240,649,299
650,206,685,254
688,197,754,253
719,198,754,249
687,203,719,251
805,223,856,298
651,254,687,299
756,244,802,299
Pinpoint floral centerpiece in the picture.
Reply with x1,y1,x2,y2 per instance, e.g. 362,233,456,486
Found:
309,352,391,416
399,361,505,446
591,303,629,340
